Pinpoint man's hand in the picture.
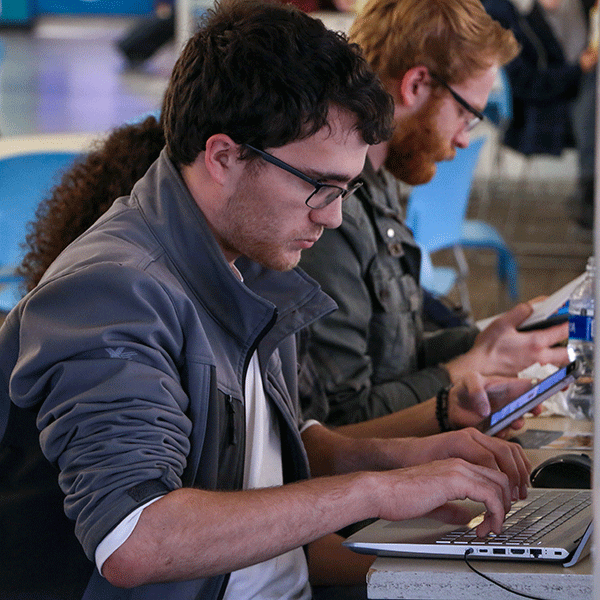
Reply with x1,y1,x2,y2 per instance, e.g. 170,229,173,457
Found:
396,426,531,501
579,47,598,73
333,372,542,440
371,458,515,537
447,372,541,432
303,423,531,545
445,301,568,381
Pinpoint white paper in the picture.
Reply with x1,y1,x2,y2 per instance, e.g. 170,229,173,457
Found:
476,272,586,331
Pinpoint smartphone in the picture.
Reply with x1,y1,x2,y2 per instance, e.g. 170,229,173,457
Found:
517,312,569,332
477,360,584,436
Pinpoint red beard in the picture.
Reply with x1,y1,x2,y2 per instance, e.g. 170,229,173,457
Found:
385,97,455,185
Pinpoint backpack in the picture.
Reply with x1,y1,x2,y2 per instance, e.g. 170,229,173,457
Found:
0,320,93,599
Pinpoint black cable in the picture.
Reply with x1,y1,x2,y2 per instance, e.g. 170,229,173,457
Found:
463,549,551,600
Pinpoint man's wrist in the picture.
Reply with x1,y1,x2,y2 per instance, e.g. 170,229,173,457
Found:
440,358,462,385
435,385,454,432
442,349,482,384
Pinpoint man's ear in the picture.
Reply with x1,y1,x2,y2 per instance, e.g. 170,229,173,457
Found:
394,65,431,109
204,134,242,186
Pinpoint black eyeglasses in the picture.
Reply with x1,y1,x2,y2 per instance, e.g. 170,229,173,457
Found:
430,73,485,132
243,144,363,210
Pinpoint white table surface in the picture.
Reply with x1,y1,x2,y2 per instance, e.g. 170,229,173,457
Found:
0,132,101,158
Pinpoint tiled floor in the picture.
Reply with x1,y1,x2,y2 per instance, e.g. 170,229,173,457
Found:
0,15,595,321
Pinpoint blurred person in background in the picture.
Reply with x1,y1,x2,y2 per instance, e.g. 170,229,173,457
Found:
482,0,598,228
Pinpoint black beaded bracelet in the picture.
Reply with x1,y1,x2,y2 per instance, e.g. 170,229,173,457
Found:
435,385,453,432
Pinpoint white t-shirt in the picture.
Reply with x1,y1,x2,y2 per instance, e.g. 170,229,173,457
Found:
223,352,310,599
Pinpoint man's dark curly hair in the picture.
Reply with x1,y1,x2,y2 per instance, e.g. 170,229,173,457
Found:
163,0,394,166
17,115,165,292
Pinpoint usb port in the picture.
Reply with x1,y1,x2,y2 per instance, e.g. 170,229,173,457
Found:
493,549,506,555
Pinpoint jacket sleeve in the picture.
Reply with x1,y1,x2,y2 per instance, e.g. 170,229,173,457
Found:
299,221,462,427
422,327,480,369
8,264,195,561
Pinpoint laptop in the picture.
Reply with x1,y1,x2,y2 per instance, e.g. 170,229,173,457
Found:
343,488,592,566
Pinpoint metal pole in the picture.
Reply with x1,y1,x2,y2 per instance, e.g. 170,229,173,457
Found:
593,23,599,599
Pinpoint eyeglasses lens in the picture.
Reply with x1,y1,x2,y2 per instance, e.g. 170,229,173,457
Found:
306,181,362,210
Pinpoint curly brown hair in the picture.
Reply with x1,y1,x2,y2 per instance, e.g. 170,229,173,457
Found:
17,115,165,292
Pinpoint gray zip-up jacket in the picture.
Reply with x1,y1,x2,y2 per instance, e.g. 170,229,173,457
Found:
0,149,335,600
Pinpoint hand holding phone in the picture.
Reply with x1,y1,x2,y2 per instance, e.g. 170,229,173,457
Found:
477,360,583,436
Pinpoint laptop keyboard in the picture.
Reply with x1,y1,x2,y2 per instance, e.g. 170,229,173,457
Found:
437,490,591,546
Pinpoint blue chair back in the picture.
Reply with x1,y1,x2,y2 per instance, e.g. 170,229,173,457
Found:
0,151,81,311
483,67,512,126
125,109,161,125
406,137,485,254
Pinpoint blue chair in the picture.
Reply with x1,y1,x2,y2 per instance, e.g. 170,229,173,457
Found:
406,138,485,316
418,250,458,298
126,109,161,125
460,219,519,300
0,41,3,138
0,151,81,313
483,67,512,126
406,137,519,317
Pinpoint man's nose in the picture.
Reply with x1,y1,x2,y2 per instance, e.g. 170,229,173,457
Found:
310,197,343,229
454,128,470,149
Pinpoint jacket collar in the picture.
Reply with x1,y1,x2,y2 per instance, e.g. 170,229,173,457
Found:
132,150,336,351
359,156,411,219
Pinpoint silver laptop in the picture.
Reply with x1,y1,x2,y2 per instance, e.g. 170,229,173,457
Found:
343,488,592,566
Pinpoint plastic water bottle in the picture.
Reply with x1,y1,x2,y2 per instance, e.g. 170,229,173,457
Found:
566,257,595,420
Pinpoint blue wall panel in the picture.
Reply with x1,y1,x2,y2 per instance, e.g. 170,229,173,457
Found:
0,0,35,24
36,0,153,15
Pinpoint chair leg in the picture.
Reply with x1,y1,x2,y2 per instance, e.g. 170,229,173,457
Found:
504,155,529,239
452,245,473,323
